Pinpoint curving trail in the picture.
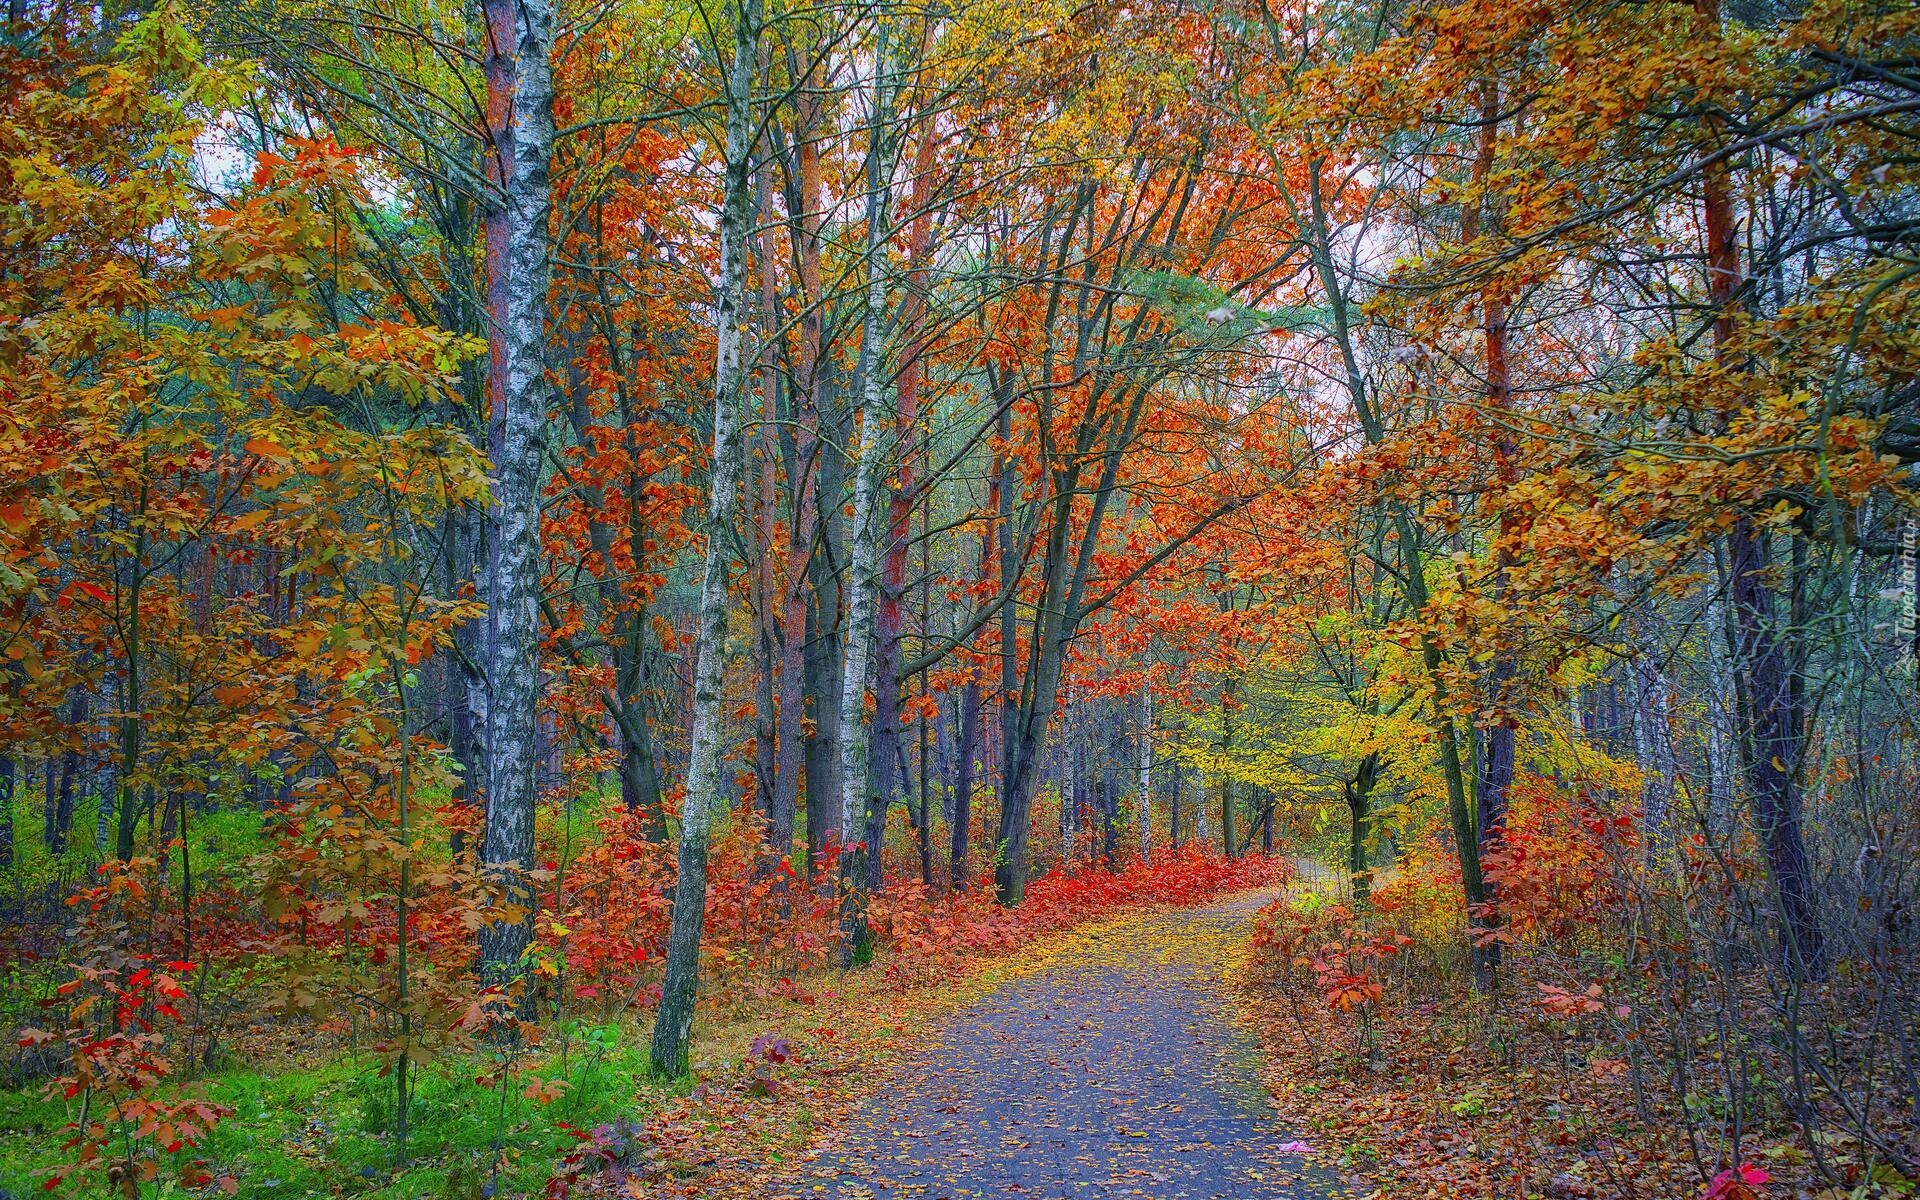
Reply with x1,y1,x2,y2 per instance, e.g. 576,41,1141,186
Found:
804,891,1340,1200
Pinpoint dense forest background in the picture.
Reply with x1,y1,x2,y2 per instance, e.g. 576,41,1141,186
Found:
0,0,1916,1194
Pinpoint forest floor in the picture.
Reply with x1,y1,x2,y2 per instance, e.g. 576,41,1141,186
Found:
1237,863,1722,1200
0,846,1288,1199
792,891,1345,1200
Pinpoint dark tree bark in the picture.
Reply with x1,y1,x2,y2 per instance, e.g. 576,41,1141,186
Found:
1730,520,1825,978
113,575,143,863
1696,0,1824,980
860,86,939,898
802,567,843,865
41,755,55,850
1460,75,1515,985
446,503,484,858
770,76,826,876
951,665,982,890
0,754,14,869
939,475,990,886
1629,607,1678,850
994,403,1018,889
751,415,780,828
803,361,849,869
51,689,84,855
1346,752,1380,907
1298,155,1494,985
1218,677,1238,859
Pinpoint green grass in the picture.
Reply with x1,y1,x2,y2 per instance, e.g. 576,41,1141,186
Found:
0,1016,668,1198
2,795,282,1039
1,789,271,899
0,785,675,1198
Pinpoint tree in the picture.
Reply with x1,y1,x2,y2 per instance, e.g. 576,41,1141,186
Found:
475,0,558,999
650,0,761,1080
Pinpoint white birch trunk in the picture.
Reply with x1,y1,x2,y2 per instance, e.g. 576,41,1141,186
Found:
650,0,760,1077
478,0,555,989
1704,590,1736,834
836,23,898,881
1138,677,1152,867
1060,690,1078,869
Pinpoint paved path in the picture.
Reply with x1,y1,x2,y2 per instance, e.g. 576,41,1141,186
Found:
807,893,1337,1200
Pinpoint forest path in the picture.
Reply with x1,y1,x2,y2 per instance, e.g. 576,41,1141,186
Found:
803,890,1342,1200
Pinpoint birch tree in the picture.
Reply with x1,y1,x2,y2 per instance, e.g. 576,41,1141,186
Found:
476,0,556,994
1137,672,1152,867
836,16,900,949
649,0,762,1078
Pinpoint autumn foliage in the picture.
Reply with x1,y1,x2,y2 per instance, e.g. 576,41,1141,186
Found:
2,0,1919,1195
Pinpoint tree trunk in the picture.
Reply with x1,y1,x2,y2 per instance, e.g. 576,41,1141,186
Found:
750,159,784,838
650,0,760,1078
477,0,557,997
803,562,843,864
1099,752,1118,864
951,670,982,890
562,342,669,840
1703,583,1737,835
1060,696,1079,870
991,398,1029,901
1403,516,1496,989
447,503,484,858
1629,607,1678,852
1729,520,1826,978
1169,757,1181,850
1346,752,1379,908
52,689,83,855
114,564,142,862
983,408,1014,900
803,377,850,868
1196,762,1211,848
751,411,780,829
1302,159,1494,984
1695,0,1823,980
613,683,665,832
769,80,825,876
1464,75,1516,980
0,754,14,869
993,400,1146,900
769,494,813,872
95,779,113,856
838,26,899,927
1218,678,1237,859
863,94,939,896
610,443,666,837
1136,677,1152,867
41,755,54,851
1217,776,1236,859
914,692,933,887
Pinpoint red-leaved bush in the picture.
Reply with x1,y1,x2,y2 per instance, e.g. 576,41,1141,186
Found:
872,848,1294,984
